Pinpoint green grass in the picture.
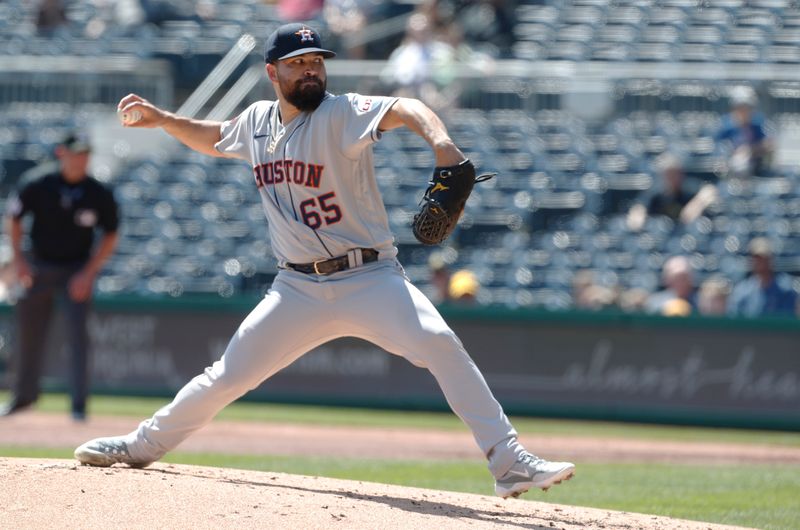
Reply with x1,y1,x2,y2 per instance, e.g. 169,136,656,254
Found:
0,447,74,460
5,391,800,448
2,446,798,530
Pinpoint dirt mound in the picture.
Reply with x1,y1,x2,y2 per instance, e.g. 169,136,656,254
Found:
0,458,752,530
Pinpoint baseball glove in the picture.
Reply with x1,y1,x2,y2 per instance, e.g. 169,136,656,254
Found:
412,159,496,245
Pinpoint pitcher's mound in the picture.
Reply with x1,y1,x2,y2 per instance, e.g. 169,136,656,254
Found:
0,457,750,529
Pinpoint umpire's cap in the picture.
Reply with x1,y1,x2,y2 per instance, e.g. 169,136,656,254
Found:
60,131,91,153
264,23,336,63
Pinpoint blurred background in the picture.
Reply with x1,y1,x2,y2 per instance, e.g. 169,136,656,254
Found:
0,0,798,428
3,0,800,314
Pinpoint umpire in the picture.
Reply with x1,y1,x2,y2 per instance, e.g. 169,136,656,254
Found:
1,131,119,420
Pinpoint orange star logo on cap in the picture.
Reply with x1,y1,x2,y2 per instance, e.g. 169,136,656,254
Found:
295,27,314,42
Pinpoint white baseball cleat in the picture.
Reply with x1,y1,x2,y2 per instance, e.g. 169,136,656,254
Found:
495,451,575,499
74,436,152,468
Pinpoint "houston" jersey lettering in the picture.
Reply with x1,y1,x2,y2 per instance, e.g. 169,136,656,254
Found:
215,93,399,265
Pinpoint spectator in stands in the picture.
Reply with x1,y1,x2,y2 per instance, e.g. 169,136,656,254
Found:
323,0,411,59
85,0,146,38
420,0,516,58
455,0,516,58
428,251,452,305
0,132,120,421
572,269,617,311
660,298,692,317
323,0,370,59
645,256,697,316
617,287,650,313
627,153,717,231
715,86,774,178
697,275,731,317
382,9,494,110
36,0,68,36
727,238,797,318
278,0,325,22
381,12,457,109
448,269,480,305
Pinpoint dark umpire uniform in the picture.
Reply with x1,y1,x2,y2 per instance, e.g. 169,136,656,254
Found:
1,132,119,420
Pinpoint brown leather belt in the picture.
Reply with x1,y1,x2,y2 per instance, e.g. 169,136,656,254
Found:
285,248,379,275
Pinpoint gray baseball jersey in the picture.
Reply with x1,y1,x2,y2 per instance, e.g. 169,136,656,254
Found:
215,92,399,265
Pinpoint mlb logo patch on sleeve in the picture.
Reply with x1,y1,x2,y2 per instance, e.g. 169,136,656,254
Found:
354,96,373,113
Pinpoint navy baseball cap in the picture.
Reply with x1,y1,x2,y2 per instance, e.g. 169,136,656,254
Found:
61,131,91,153
264,23,336,63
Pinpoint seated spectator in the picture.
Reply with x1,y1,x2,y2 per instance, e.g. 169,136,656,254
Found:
381,8,494,109
627,153,717,232
727,238,797,318
448,269,480,305
381,12,457,108
278,0,324,22
715,86,774,178
661,298,692,317
645,256,697,315
427,251,452,305
422,0,516,58
572,270,617,311
618,287,650,313
85,0,146,38
36,0,67,35
697,275,732,316
323,0,371,59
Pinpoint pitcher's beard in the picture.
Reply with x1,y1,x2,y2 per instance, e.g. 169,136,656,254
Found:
284,78,326,111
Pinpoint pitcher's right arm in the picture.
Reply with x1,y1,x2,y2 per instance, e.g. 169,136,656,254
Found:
117,93,223,158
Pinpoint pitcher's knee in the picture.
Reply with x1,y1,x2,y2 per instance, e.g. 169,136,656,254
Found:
198,363,259,400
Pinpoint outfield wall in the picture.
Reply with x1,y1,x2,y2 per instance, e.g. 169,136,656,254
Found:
0,296,798,430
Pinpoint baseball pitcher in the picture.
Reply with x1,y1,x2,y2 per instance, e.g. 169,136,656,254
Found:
74,23,574,499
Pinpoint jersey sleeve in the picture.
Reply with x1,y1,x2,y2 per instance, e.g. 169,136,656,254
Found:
338,94,399,159
6,180,37,219
214,102,263,162
97,186,120,233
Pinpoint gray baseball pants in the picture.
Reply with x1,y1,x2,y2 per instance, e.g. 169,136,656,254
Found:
126,260,518,475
